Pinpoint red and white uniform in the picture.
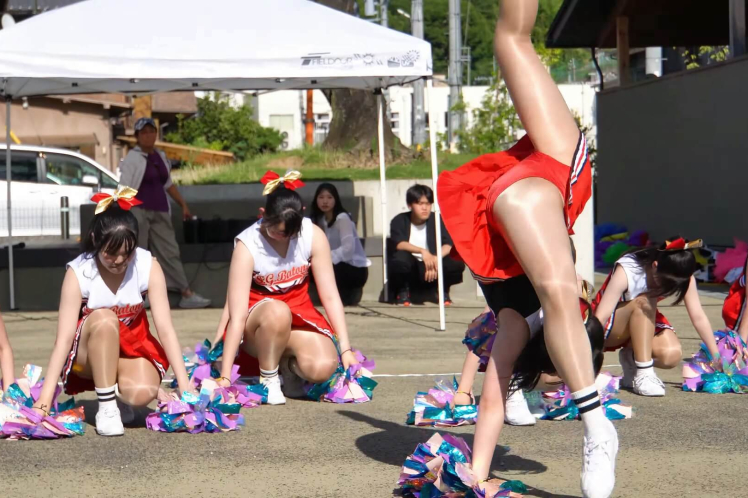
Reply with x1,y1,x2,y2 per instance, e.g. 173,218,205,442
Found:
62,248,168,395
438,132,591,283
722,257,747,331
235,218,335,339
591,254,673,351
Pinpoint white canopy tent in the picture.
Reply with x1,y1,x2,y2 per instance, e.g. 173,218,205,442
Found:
0,0,449,328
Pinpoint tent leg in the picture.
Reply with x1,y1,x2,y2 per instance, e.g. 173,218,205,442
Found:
427,80,445,331
377,93,388,303
5,98,14,310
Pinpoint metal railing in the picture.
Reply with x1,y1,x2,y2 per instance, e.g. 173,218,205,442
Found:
0,203,81,237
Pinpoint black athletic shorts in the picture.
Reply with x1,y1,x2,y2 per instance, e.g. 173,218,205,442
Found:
479,274,541,319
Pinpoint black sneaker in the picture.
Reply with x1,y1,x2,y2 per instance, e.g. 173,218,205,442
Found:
395,287,411,307
444,293,452,306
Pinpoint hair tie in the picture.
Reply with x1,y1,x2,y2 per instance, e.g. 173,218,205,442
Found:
660,238,703,252
261,170,305,196
91,185,143,215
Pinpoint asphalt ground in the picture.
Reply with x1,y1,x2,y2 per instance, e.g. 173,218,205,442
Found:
0,289,742,498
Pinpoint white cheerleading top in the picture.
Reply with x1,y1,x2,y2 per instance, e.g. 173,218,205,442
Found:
615,254,649,301
235,218,314,294
66,247,152,325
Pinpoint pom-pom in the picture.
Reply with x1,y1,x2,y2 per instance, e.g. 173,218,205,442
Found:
306,349,377,403
683,330,748,394
406,377,478,427
463,312,496,371
0,364,84,440
398,433,526,497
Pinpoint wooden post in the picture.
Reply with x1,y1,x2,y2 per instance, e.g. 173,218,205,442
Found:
616,16,630,86
305,90,314,145
133,96,152,120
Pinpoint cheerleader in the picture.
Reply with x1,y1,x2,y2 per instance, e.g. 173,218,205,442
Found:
0,313,15,392
593,238,719,397
722,255,748,340
437,1,616,495
32,187,196,436
216,171,359,405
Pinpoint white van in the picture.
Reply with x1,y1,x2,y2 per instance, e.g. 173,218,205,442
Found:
0,144,119,237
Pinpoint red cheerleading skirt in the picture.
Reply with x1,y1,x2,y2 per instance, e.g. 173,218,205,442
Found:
229,281,336,377
438,133,592,282
723,275,746,331
62,310,169,395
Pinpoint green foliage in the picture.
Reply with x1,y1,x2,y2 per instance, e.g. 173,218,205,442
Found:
165,92,283,160
682,46,730,69
386,0,592,83
454,77,521,154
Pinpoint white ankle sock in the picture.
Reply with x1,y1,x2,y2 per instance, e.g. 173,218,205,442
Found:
260,366,279,379
572,385,610,438
635,359,654,378
95,385,117,411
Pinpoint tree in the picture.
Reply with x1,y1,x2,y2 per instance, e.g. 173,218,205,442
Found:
166,93,283,161
315,0,408,160
454,76,520,154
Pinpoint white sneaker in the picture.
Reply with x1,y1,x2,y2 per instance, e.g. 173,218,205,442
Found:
280,358,306,399
260,375,286,405
581,421,618,498
179,293,211,309
504,389,536,426
618,347,636,389
632,370,666,397
95,406,125,436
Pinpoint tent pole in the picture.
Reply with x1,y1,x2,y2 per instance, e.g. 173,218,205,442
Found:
427,80,445,331
5,97,14,310
376,92,388,303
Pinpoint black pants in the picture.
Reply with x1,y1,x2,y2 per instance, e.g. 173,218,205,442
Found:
333,262,369,306
389,250,465,297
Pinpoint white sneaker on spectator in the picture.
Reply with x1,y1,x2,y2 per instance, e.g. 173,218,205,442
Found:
179,293,211,309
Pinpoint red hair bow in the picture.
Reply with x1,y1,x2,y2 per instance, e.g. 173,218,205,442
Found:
260,170,304,195
579,298,592,324
91,185,143,215
661,238,703,252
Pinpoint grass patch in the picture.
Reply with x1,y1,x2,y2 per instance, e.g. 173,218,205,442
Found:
172,149,478,185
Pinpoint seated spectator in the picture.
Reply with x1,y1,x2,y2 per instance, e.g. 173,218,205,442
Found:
311,183,371,306
389,184,465,306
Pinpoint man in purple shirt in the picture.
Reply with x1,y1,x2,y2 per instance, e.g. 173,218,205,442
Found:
119,118,210,309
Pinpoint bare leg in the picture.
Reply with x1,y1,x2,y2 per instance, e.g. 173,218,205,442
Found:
651,329,682,369
285,330,338,384
239,300,293,371
117,358,160,407
454,352,481,405
494,0,579,163
493,180,594,392
603,296,657,363
74,309,120,388
471,309,529,480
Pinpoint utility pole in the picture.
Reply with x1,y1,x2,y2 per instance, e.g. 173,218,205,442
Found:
411,0,426,148
380,0,388,27
448,0,462,150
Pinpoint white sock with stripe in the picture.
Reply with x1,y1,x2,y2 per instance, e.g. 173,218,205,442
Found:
572,384,610,439
260,366,279,380
635,359,655,378
95,384,117,411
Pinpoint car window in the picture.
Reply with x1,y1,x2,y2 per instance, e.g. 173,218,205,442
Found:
0,150,39,182
44,153,103,186
100,172,118,189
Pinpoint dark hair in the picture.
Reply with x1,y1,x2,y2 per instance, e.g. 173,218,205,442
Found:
82,205,139,259
263,185,304,238
511,303,605,393
311,183,348,228
406,184,434,205
627,237,696,305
